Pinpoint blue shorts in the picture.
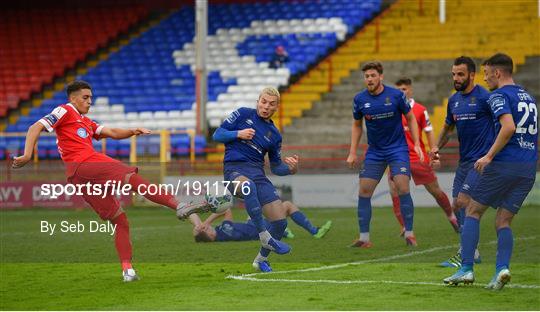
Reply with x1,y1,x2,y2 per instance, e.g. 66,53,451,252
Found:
223,164,280,206
471,165,535,214
360,148,410,181
452,162,481,198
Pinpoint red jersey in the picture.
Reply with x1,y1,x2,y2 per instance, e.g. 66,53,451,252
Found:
401,99,432,163
39,103,110,176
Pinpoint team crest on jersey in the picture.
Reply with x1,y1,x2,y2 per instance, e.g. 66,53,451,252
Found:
77,128,88,138
469,97,477,106
385,97,392,106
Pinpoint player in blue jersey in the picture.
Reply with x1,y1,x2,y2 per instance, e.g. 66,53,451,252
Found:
432,56,494,268
347,61,424,248
213,87,298,272
188,201,332,242
444,53,538,290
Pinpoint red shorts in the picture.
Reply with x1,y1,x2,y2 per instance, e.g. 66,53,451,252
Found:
410,161,437,186
68,156,137,220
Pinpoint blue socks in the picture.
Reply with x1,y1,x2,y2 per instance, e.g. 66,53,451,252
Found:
461,216,480,268
357,196,372,233
398,193,414,231
456,207,465,228
290,211,318,235
243,181,266,232
496,227,513,272
260,219,288,257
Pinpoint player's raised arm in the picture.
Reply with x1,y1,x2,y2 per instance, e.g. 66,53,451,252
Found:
11,121,46,169
99,127,151,140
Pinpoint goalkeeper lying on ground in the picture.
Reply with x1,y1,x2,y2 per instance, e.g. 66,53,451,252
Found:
189,201,332,242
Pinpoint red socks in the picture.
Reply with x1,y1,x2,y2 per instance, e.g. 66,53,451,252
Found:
391,196,405,228
435,192,453,218
128,173,179,210
112,213,132,270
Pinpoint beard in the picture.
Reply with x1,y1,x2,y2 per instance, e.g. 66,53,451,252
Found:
454,76,470,92
367,81,381,93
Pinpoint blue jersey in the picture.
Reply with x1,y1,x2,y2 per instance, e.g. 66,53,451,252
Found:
487,85,538,178
446,85,495,163
353,85,411,152
215,220,259,242
220,108,282,166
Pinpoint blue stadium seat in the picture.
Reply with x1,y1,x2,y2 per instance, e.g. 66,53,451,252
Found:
8,0,382,148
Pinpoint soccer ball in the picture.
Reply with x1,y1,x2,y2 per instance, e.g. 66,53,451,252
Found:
206,194,233,213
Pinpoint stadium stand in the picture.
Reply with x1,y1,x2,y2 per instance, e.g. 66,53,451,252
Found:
0,6,148,118
1,0,382,160
278,0,539,166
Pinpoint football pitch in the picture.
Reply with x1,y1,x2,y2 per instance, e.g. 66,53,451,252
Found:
1,206,539,310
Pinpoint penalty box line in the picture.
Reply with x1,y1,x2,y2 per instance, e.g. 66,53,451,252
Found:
225,236,537,281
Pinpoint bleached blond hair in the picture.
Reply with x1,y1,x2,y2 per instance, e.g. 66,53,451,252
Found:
258,87,280,102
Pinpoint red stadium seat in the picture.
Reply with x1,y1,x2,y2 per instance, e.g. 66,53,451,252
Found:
0,5,148,116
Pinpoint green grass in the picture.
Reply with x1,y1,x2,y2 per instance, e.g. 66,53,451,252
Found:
1,206,539,310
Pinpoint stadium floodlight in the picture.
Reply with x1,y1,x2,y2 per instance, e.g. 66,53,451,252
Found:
195,0,208,136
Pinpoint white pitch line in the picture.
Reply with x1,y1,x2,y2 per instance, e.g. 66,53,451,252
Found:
238,244,460,277
228,236,538,278
227,275,540,289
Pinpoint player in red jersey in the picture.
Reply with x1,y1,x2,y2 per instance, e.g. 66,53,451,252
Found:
387,78,458,239
12,81,224,282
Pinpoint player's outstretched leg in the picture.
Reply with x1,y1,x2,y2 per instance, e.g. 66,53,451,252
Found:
126,173,224,219
177,194,232,219
313,220,332,239
284,201,331,238
111,212,139,282
290,210,318,235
